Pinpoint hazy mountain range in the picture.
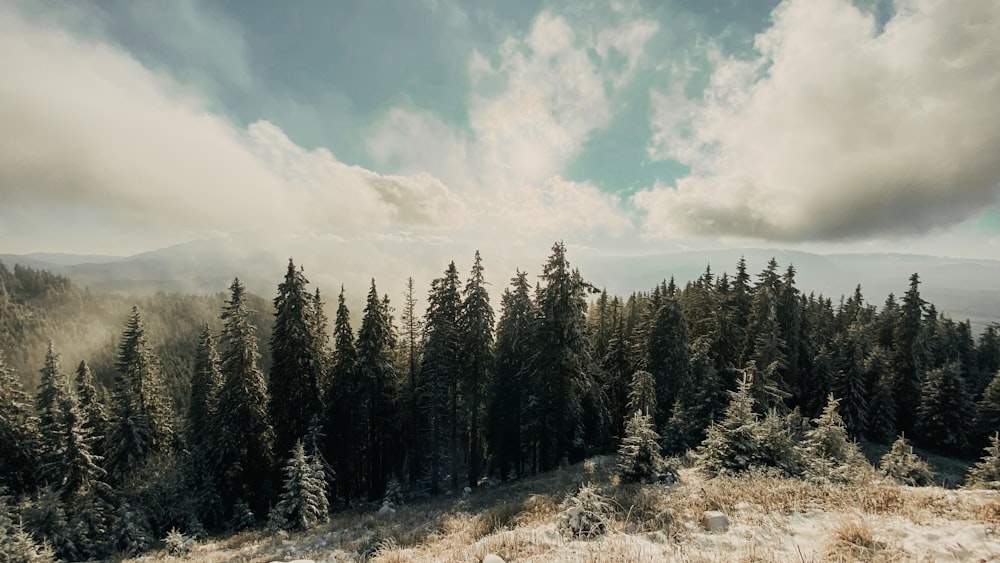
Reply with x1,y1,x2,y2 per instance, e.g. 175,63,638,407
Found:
3,236,998,333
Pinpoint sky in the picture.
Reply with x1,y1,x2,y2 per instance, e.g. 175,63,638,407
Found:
2,0,1000,277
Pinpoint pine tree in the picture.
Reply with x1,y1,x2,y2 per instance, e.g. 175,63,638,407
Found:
398,277,423,490
618,411,666,484
915,362,974,454
0,497,54,563
893,273,925,435
323,286,359,504
644,296,690,429
268,440,328,531
105,307,174,482
214,279,275,521
36,342,71,480
187,325,221,448
270,259,325,459
460,251,494,489
803,395,866,482
487,270,534,481
53,388,107,502
356,279,397,500
627,370,656,417
863,347,896,443
0,351,43,495
967,432,1000,489
526,242,602,470
418,265,461,494
976,369,1000,443
698,376,760,477
831,321,870,438
602,298,634,442
311,287,332,382
880,436,934,486
74,360,109,458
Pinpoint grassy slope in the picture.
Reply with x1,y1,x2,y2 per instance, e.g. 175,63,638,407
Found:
133,456,1000,563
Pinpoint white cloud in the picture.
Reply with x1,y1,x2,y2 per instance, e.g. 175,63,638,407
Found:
0,6,463,248
596,18,660,87
639,0,1000,241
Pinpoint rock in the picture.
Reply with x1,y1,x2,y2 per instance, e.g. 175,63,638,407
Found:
483,555,506,563
702,510,730,533
464,486,473,495
378,504,396,517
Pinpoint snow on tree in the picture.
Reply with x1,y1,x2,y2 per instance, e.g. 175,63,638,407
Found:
803,395,868,483
0,496,54,563
644,296,690,429
74,360,109,457
976,369,1000,442
323,285,359,505
105,307,174,482
269,440,329,531
879,435,934,486
187,325,220,448
697,375,760,477
20,486,75,560
966,432,1000,490
0,350,43,495
214,278,275,521
915,362,974,454
627,370,656,418
36,342,71,482
270,259,325,459
618,411,669,484
460,250,494,489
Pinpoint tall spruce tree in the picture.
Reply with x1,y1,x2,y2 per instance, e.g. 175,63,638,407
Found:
214,279,275,521
398,277,423,490
602,298,634,442
36,342,71,484
311,288,332,383
487,270,534,481
461,251,494,488
187,325,221,448
644,296,690,430
323,286,360,504
0,350,43,495
105,307,174,482
356,279,397,500
268,440,328,531
419,264,462,494
270,259,325,459
74,360,109,457
915,362,974,454
894,273,926,435
526,242,602,470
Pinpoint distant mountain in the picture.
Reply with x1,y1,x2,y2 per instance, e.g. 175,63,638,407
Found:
3,237,998,333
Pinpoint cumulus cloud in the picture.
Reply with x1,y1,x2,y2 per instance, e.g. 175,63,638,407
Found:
638,0,1000,241
0,5,462,246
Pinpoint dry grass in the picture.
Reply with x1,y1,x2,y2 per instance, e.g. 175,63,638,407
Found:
127,459,1000,563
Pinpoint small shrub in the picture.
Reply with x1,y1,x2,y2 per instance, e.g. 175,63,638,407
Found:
966,432,1000,489
880,436,934,486
163,528,193,557
557,484,610,538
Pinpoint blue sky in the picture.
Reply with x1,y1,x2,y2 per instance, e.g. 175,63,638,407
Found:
1,0,999,271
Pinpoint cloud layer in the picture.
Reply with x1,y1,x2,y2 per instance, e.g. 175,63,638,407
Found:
639,0,1000,241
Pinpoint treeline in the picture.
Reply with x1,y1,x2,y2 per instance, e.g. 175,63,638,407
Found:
2,244,1000,559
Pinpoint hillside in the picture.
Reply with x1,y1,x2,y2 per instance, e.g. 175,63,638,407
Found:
127,457,1000,562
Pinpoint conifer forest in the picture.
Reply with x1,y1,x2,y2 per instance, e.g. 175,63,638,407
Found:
2,242,1000,560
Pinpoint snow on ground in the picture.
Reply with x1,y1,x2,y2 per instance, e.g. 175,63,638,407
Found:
131,463,1000,563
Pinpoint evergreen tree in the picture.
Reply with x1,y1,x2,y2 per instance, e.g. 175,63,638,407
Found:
747,298,790,412
419,265,462,494
53,388,107,502
187,325,221,448
487,270,534,481
105,307,174,482
627,370,656,417
270,259,325,459
977,369,1000,442
74,360,109,458
398,277,423,490
618,411,666,484
214,279,275,521
863,347,896,443
526,242,602,470
880,436,934,486
602,298,634,442
698,376,760,477
0,351,43,495
323,286,359,504
803,395,866,482
893,273,925,435
0,497,54,562
915,362,974,454
967,432,1000,489
268,440,328,531
356,279,397,500
311,287,332,382
36,342,71,478
460,251,494,488
831,321,870,438
644,296,690,429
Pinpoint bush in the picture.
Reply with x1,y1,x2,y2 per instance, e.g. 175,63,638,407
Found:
557,484,610,538
880,436,934,486
967,432,1000,490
